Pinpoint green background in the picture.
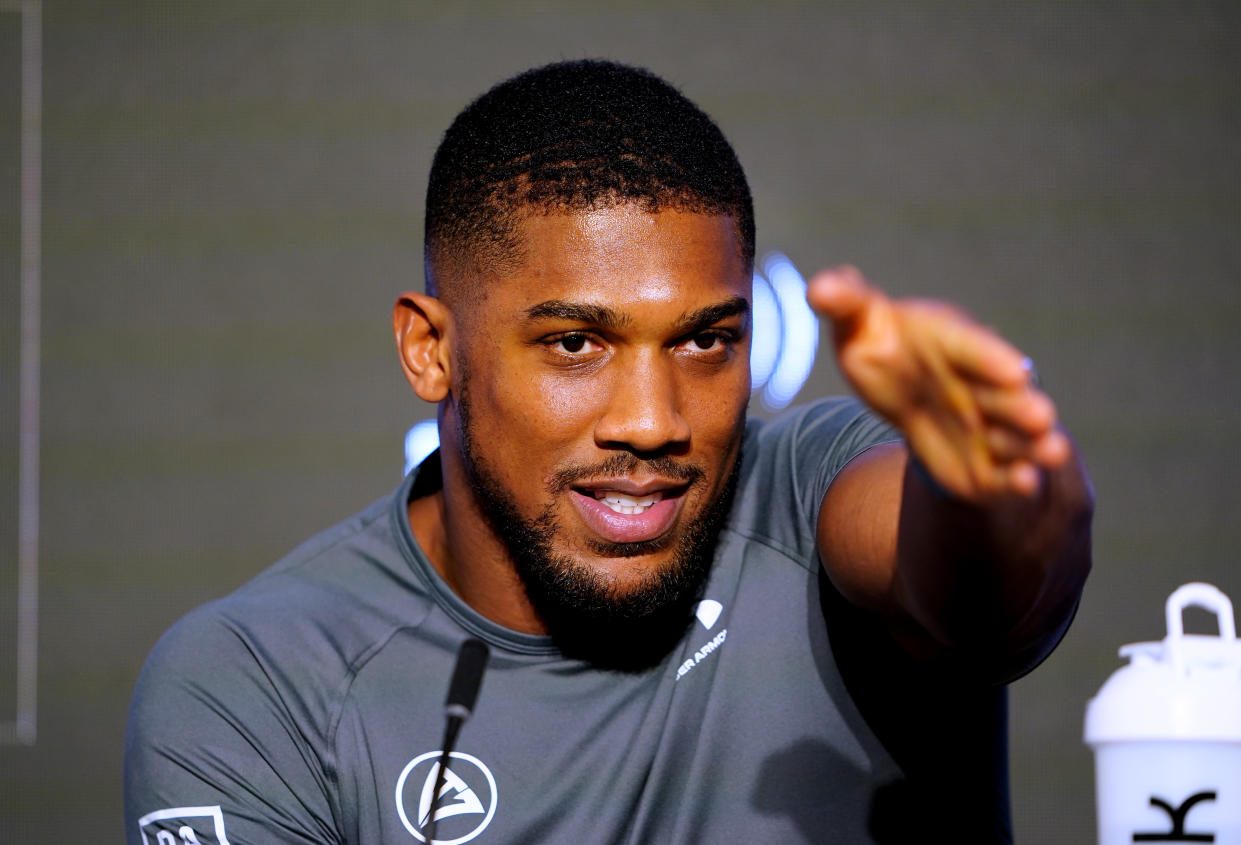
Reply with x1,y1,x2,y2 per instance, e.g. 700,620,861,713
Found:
1,1,1238,841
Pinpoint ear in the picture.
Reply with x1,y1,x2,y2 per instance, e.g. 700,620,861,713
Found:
393,292,453,402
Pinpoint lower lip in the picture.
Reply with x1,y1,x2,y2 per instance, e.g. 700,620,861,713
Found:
570,491,682,545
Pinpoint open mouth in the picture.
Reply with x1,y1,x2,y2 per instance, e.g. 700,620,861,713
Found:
593,490,664,515
569,481,689,545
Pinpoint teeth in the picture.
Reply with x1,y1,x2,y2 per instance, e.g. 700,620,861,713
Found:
594,491,662,514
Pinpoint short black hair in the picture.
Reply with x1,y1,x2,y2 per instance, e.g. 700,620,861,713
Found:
424,59,755,298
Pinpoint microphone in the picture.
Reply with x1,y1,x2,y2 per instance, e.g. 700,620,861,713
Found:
445,638,489,721
425,638,489,844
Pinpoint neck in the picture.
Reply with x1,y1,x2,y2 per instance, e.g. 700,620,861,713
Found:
407,456,548,635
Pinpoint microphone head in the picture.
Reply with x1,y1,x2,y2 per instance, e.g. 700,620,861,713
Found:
445,638,489,719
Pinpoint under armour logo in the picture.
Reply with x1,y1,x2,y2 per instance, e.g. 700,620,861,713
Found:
1133,791,1217,843
695,600,723,630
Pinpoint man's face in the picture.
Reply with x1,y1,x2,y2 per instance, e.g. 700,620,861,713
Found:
448,206,752,664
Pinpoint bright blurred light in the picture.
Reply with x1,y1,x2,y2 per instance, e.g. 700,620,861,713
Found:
749,271,781,390
760,253,819,411
403,419,440,475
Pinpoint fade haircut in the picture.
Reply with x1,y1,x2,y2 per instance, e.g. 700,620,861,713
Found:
424,59,755,300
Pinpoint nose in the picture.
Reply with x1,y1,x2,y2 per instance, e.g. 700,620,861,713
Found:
594,352,691,455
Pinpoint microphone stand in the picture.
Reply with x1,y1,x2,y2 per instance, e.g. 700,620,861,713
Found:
424,639,489,844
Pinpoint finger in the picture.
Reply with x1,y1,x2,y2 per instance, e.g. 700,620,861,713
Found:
984,426,1071,474
806,265,880,331
985,426,1037,463
1003,460,1043,498
919,443,1040,501
1030,427,1072,469
928,311,1030,388
967,451,1045,500
974,384,1057,436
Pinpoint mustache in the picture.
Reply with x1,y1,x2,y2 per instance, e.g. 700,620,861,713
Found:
547,453,705,493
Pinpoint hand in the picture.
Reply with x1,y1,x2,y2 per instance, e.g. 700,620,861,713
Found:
808,266,1070,500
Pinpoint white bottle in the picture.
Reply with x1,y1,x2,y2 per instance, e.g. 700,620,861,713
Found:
1084,582,1241,844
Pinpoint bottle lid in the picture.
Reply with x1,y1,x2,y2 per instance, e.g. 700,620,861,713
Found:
1084,582,1241,744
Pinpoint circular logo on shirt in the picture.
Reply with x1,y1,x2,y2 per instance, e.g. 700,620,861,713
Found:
395,751,498,844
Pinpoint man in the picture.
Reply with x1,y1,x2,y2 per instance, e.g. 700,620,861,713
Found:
125,60,1092,844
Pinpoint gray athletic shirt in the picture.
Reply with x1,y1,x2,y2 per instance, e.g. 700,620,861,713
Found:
124,397,1012,844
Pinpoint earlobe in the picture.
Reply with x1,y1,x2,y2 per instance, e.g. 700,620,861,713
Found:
393,292,453,402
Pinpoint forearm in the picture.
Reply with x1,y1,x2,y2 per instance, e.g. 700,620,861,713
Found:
819,439,1093,682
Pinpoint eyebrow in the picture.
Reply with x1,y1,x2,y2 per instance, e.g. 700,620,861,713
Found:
522,300,632,330
675,296,751,335
522,295,750,334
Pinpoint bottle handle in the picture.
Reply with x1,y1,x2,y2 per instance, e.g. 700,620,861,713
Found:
1166,582,1237,675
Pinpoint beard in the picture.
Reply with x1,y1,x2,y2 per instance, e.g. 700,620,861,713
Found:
457,391,740,672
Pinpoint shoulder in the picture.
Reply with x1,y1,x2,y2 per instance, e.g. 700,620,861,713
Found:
728,397,898,563
741,395,896,470
125,589,349,843
125,489,431,843
128,482,436,755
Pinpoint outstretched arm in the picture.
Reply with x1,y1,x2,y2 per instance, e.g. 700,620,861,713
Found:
811,267,1093,681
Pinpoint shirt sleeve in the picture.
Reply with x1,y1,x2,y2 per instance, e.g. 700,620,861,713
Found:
124,604,342,845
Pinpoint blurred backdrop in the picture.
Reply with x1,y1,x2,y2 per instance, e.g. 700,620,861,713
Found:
0,1,1238,841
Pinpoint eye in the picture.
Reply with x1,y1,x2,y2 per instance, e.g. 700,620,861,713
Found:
689,332,723,351
548,333,603,356
676,330,733,356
